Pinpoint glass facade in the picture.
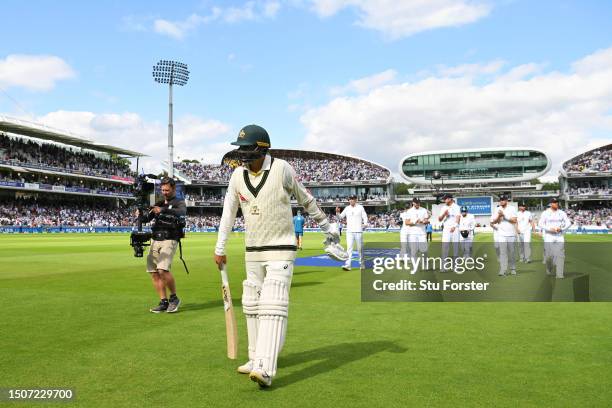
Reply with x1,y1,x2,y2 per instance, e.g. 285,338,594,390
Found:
402,150,549,181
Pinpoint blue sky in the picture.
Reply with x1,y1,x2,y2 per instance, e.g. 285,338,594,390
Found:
1,0,611,176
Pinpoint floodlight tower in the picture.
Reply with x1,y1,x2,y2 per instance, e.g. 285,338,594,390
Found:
152,60,190,177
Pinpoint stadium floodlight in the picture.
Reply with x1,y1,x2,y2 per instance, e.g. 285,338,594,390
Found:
152,59,190,177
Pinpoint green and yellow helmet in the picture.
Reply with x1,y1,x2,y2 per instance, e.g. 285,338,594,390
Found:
231,124,271,149
223,124,271,167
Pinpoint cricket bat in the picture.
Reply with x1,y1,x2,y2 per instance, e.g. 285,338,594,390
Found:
219,263,238,359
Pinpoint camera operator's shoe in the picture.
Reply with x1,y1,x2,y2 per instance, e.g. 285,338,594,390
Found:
150,299,169,313
167,294,181,313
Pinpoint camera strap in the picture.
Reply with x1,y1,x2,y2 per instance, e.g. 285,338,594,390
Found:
178,239,189,274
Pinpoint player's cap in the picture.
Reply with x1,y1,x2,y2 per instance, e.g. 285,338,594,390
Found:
349,194,357,199
231,124,271,148
442,193,453,200
412,197,421,203
549,197,559,204
499,194,509,201
460,206,468,213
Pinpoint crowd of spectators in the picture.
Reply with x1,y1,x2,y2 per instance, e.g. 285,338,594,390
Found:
0,134,134,179
285,157,389,182
184,193,224,202
564,146,611,173
566,185,611,197
184,192,389,203
0,198,134,227
2,200,610,230
174,162,232,182
174,155,390,183
566,207,612,228
0,171,133,195
310,193,388,203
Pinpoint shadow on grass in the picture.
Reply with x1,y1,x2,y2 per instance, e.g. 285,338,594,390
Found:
293,269,330,275
291,281,323,288
270,340,407,389
179,300,224,312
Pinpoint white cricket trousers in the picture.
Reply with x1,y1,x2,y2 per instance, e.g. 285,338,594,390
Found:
518,231,532,262
544,236,565,278
344,231,364,268
441,228,459,259
498,235,516,275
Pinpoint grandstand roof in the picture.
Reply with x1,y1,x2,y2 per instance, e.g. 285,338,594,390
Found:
399,147,551,185
0,115,145,157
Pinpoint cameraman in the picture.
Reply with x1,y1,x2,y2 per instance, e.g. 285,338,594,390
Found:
142,177,186,313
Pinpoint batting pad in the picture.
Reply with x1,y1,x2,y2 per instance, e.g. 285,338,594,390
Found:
242,280,261,361
242,280,261,317
257,278,289,317
254,278,289,377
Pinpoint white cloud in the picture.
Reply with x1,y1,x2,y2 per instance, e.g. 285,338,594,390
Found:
300,47,612,179
331,69,397,95
26,111,232,173
153,1,281,39
153,13,215,40
437,60,505,77
0,54,75,91
309,0,492,39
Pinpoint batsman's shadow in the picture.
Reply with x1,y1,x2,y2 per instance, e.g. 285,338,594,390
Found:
272,340,406,389
291,281,323,288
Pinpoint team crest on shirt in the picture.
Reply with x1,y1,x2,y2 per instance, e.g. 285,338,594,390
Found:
250,205,260,215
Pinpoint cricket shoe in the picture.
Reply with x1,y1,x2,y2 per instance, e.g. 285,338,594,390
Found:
237,360,254,374
249,368,272,387
342,266,351,271
510,270,517,276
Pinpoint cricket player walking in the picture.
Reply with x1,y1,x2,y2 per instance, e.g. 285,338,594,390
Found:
490,194,518,276
214,125,336,387
538,198,571,278
336,194,368,271
516,202,535,263
399,202,412,258
438,193,461,267
458,206,476,258
405,198,430,262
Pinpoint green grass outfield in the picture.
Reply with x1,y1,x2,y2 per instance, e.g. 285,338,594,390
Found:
1,232,612,407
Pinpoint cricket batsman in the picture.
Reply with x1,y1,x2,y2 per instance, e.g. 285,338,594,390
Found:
214,125,338,388
538,198,571,278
